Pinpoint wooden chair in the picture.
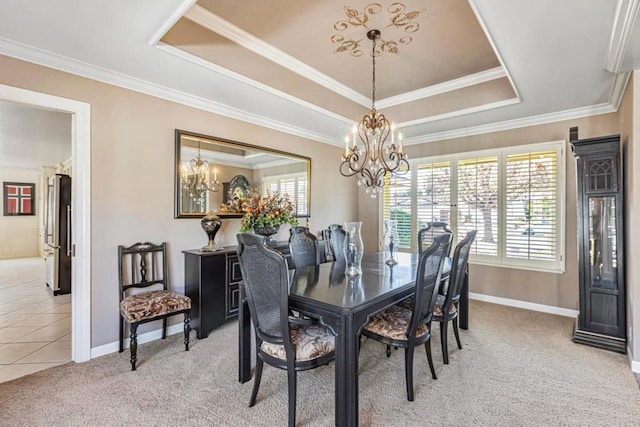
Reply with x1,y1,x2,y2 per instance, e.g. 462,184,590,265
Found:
118,242,191,371
361,233,452,401
418,221,453,255
433,230,477,364
236,233,335,427
288,226,320,268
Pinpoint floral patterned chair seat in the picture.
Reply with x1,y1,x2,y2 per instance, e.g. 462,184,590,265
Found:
120,290,191,323
363,305,429,341
261,324,335,361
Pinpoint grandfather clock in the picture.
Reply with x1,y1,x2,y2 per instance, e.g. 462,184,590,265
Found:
570,127,626,353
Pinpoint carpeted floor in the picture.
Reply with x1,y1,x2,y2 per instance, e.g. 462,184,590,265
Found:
1,300,639,426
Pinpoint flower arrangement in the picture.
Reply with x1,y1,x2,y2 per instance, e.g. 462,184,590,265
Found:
219,189,298,232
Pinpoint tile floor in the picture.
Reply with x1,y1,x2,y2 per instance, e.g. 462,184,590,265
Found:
0,257,71,383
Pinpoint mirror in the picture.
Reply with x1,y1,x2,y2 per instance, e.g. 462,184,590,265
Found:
174,129,311,219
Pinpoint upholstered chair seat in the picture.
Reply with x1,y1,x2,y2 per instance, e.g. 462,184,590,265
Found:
432,294,457,317
120,290,191,323
261,324,335,361
363,305,429,341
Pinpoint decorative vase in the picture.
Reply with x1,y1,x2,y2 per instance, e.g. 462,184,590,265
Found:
383,219,400,266
200,212,222,252
343,221,363,276
253,224,280,244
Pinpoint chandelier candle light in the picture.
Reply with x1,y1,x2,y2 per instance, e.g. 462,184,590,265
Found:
181,140,221,206
339,29,409,197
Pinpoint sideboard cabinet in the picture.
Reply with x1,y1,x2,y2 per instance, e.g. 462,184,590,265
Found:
183,243,291,339
569,127,626,353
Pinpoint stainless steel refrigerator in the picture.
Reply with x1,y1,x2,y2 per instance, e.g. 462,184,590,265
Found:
44,174,72,295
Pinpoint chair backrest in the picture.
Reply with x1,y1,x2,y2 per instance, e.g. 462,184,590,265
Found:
288,226,320,268
118,242,168,301
418,222,453,255
328,224,346,262
409,233,452,336
442,230,477,311
236,233,293,354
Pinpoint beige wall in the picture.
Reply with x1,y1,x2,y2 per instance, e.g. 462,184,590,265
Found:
0,54,358,347
621,72,640,364
359,113,621,310
0,167,39,259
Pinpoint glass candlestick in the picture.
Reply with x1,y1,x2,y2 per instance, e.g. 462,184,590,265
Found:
383,219,399,266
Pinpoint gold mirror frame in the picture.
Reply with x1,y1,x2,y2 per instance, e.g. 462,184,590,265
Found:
174,129,311,219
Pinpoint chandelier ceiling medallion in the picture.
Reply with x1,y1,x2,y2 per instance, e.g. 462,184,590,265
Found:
336,3,424,197
181,141,221,205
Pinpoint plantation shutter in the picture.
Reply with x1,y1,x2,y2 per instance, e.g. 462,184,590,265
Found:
416,161,452,230
297,175,308,215
457,156,499,256
505,151,557,261
382,168,412,248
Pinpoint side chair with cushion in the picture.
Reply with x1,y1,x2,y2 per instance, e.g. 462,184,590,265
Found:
288,226,321,268
362,233,452,401
418,221,453,255
236,233,335,427
433,230,477,364
118,242,191,371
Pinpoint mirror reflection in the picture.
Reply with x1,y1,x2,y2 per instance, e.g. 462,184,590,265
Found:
175,130,311,218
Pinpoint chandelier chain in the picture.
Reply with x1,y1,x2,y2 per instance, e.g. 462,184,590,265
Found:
371,34,376,109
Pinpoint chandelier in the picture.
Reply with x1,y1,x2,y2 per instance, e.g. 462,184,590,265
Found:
339,29,409,197
181,141,221,206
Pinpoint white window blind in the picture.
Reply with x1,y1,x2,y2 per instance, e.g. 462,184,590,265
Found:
505,151,557,262
457,156,499,257
382,167,412,248
416,161,451,227
381,142,565,272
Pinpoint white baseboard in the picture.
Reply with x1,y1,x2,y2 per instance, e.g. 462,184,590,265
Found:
630,353,640,373
90,323,185,359
469,292,579,318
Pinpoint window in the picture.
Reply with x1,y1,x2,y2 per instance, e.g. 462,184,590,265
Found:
381,142,565,272
262,173,308,216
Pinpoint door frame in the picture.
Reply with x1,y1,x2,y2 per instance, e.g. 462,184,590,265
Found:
0,83,91,362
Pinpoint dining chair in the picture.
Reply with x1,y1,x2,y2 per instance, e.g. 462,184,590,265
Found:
118,242,191,370
288,226,321,268
418,221,453,255
433,230,477,364
361,233,452,401
328,224,346,262
236,233,336,427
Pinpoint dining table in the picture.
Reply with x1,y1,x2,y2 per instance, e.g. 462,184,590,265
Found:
237,251,469,427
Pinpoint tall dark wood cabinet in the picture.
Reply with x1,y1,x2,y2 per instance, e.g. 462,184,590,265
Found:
570,127,626,353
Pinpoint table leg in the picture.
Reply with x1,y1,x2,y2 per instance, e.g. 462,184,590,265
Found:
238,294,252,383
330,314,360,427
459,268,469,330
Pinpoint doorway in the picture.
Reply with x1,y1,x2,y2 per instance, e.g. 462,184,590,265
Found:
0,83,91,365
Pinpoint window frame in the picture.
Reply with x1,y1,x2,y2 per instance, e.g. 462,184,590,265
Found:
379,141,566,273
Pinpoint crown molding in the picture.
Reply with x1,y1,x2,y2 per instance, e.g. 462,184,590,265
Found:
148,0,196,46
155,42,352,126
397,97,520,129
184,4,371,108
605,0,640,72
377,67,507,109
404,103,616,145
467,0,521,101
0,36,338,145
609,71,632,109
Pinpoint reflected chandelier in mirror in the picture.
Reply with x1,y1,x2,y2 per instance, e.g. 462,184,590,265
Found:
174,129,311,219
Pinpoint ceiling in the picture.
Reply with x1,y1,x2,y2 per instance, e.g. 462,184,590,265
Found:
0,0,637,149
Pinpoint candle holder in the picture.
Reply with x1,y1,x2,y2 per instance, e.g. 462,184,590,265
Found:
383,219,399,266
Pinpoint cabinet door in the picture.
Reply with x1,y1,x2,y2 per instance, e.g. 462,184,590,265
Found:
583,196,622,336
226,255,242,318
